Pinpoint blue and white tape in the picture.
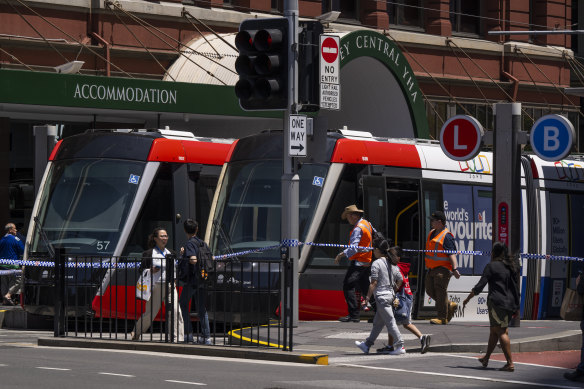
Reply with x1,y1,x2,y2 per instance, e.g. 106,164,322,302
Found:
2,241,584,269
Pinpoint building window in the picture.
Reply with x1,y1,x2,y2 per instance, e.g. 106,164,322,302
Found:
271,0,281,12
450,0,481,35
389,0,423,29
322,0,358,21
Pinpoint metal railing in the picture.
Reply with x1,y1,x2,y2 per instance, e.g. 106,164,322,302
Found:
25,250,292,350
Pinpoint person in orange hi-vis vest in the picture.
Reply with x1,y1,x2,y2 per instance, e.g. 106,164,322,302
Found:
335,204,377,322
425,210,460,325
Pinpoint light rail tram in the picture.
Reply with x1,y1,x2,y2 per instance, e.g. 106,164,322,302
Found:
206,129,584,321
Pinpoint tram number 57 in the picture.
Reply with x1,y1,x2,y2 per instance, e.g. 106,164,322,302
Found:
96,241,110,251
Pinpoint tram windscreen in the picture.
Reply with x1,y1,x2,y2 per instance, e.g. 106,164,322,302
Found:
30,159,146,255
211,160,327,256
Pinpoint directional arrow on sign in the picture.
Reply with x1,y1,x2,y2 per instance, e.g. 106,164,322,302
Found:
291,144,304,152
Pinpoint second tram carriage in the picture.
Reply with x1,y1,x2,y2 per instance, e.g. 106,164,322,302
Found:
207,129,584,321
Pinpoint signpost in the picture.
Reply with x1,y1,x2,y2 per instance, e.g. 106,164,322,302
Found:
289,115,307,157
529,114,575,162
319,35,340,110
439,115,483,161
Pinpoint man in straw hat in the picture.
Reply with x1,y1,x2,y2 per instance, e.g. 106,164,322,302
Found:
335,205,376,322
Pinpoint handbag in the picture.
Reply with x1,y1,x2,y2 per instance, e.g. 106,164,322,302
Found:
560,288,584,321
393,288,413,320
136,269,152,301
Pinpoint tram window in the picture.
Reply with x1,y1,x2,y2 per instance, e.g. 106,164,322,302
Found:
122,165,173,257
308,165,365,267
32,159,145,255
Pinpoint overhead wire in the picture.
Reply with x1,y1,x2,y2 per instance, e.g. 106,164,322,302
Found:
4,0,69,63
106,0,236,85
446,40,534,122
11,0,134,78
106,6,176,81
0,47,35,71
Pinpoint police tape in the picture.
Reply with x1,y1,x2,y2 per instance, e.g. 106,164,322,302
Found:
1,241,583,268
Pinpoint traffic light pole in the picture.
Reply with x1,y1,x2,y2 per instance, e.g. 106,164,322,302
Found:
493,102,524,327
282,0,300,328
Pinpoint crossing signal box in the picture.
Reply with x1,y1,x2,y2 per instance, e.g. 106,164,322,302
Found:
235,18,289,111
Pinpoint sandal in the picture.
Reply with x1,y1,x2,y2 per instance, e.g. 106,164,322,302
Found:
499,364,515,372
478,356,489,368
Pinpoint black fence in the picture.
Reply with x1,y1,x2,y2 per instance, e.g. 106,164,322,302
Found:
24,250,294,350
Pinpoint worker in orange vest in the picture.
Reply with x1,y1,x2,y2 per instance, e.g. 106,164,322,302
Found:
425,210,460,325
335,204,376,322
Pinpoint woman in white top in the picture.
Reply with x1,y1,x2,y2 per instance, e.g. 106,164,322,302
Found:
355,237,405,355
131,228,184,342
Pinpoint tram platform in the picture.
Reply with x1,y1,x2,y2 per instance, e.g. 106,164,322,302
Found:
38,319,582,365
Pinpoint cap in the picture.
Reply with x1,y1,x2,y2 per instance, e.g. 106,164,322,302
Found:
430,210,446,223
341,204,364,220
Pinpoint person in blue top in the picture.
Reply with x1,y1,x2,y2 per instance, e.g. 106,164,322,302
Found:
178,219,211,345
0,223,25,305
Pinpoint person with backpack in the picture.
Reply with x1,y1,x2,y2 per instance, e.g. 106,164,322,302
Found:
376,246,431,354
178,219,212,345
355,237,405,355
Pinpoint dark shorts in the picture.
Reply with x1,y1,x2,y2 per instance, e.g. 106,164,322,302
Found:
487,299,513,328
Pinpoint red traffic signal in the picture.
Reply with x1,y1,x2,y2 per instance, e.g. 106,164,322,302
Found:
234,18,289,111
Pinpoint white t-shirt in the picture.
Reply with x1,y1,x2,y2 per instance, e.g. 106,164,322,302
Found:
151,247,170,284
370,256,403,299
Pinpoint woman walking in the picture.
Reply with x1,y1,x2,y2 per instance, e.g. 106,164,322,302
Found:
132,227,184,342
463,241,520,372
355,237,405,355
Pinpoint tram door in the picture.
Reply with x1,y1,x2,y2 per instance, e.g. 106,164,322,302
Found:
362,175,421,298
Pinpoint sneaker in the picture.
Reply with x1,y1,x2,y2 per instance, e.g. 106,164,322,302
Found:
376,344,394,354
355,341,370,354
184,334,194,343
388,346,406,355
420,334,431,354
430,318,447,325
197,337,212,345
447,302,458,322
564,370,584,381
339,315,360,323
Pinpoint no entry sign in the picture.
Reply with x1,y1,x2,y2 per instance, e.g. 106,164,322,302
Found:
440,115,484,161
320,34,340,110
321,37,339,63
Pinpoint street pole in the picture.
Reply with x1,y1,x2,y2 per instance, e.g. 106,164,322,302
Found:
493,102,523,326
283,0,299,327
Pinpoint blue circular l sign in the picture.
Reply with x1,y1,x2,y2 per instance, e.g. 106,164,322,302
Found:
530,114,574,161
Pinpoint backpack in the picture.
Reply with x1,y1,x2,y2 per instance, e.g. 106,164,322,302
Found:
194,237,214,284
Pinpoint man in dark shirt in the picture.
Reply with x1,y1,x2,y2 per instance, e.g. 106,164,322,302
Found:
0,223,24,305
178,219,211,345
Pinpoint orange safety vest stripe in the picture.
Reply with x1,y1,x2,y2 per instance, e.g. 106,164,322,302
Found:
349,220,373,263
425,228,453,270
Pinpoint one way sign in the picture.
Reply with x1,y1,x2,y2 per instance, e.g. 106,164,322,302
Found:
289,115,307,157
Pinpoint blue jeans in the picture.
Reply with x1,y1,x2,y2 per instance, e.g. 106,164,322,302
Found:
179,284,210,339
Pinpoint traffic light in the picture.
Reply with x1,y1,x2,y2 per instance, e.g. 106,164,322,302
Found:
298,21,323,112
235,18,289,111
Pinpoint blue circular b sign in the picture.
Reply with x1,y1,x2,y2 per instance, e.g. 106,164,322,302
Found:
530,114,575,161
